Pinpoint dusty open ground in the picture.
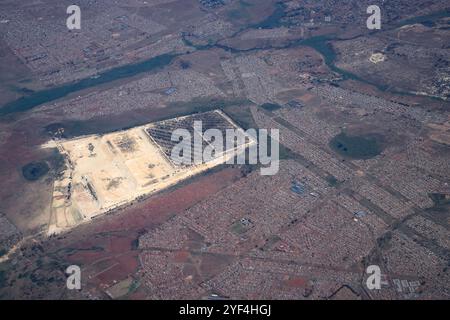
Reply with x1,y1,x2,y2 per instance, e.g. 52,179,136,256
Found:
44,110,255,234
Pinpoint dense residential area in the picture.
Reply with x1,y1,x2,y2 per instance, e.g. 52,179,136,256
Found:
0,0,448,301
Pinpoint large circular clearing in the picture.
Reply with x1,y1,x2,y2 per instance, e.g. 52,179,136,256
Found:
329,132,383,160
22,161,50,181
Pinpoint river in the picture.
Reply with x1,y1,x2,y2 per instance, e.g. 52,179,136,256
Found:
1,7,448,116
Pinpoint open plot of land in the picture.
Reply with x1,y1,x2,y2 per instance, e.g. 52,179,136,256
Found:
45,110,255,234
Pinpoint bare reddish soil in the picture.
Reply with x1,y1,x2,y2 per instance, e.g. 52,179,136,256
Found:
53,167,243,291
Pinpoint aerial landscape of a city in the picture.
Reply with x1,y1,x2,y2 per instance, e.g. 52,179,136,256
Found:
0,0,449,304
